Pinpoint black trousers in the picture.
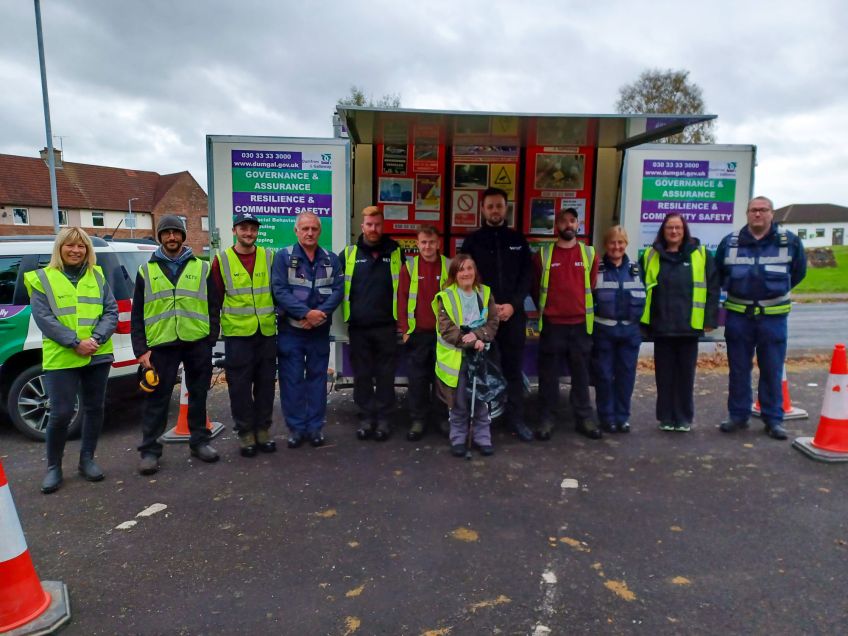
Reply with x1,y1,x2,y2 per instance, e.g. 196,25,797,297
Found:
43,362,110,463
537,322,594,423
224,333,277,434
493,312,527,426
138,340,213,457
349,324,397,424
404,330,445,423
653,336,699,424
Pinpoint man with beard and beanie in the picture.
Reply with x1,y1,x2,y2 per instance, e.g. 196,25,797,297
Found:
211,211,277,458
132,215,221,475
715,196,806,440
341,205,403,441
460,187,533,441
273,211,343,449
531,207,600,440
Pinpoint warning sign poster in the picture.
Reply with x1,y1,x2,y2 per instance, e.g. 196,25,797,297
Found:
451,145,519,233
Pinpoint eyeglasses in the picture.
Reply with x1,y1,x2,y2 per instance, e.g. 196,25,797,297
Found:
747,207,773,214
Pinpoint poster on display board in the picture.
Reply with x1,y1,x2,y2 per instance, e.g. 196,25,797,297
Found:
451,142,520,232
206,135,349,253
375,120,447,234
618,144,756,255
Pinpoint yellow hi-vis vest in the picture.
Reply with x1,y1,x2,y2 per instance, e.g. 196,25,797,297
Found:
218,246,275,337
405,254,449,334
431,283,491,388
140,259,210,347
537,242,595,334
24,266,115,370
342,244,402,322
640,245,707,329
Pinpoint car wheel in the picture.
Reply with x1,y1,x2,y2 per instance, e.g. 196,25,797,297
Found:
7,364,81,441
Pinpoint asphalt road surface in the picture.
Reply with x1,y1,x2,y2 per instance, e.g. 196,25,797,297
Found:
788,302,848,351
2,362,846,635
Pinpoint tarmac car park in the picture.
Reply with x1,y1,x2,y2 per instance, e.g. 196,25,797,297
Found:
0,236,154,440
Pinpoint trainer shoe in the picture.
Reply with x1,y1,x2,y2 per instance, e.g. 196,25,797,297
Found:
138,455,160,475
674,422,692,432
191,444,220,463
658,421,676,432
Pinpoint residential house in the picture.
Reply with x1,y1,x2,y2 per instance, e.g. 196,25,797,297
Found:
0,148,210,254
774,203,848,248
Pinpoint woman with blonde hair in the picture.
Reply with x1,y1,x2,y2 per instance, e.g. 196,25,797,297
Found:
24,227,118,493
591,226,645,433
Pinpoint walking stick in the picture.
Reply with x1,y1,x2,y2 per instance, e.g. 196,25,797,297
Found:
466,353,477,461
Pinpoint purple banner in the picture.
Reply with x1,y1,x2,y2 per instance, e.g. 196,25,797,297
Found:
231,150,303,170
641,200,734,214
643,159,708,178
640,207,734,224
232,192,332,216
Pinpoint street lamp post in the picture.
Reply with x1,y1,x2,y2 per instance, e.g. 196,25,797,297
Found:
34,0,60,234
128,197,139,239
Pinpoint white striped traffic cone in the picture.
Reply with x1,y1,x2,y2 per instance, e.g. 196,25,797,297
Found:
0,459,70,634
752,362,808,420
159,369,224,443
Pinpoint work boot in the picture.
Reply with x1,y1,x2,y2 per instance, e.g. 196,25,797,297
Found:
191,444,220,463
238,431,258,458
374,420,391,442
536,420,554,441
720,419,749,433
310,431,325,448
600,421,619,434
78,455,104,482
510,421,534,442
479,445,494,457
138,454,159,475
765,423,788,440
407,420,425,442
450,444,466,457
576,419,602,440
287,432,304,449
40,465,63,494
256,429,277,453
438,419,451,437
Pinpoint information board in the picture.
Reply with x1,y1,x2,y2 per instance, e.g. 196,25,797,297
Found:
619,144,755,254
207,136,350,253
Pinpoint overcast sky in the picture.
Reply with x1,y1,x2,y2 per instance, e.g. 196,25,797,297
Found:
2,0,846,207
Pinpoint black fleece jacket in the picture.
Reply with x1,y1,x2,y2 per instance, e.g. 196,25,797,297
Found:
339,234,402,329
459,223,531,314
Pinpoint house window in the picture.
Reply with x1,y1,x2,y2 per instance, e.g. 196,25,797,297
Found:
178,215,188,227
815,228,825,238
797,229,807,239
58,209,68,226
92,212,105,227
12,208,29,225
201,216,209,232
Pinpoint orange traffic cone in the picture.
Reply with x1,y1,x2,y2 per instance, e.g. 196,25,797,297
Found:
793,343,848,462
159,371,224,443
752,363,808,420
0,460,70,634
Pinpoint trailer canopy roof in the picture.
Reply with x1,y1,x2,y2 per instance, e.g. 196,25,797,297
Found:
336,106,715,150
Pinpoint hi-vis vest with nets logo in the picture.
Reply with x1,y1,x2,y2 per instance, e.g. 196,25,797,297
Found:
24,266,114,370
640,245,707,329
431,284,491,388
342,245,402,322
140,259,210,347
537,242,595,334
405,254,449,334
218,246,275,337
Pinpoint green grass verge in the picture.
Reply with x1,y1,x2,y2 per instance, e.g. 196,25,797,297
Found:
794,245,848,294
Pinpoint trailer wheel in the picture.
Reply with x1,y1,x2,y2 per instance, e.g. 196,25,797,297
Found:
7,364,81,442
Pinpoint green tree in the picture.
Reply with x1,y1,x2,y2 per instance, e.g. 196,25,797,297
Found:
338,85,401,108
615,69,716,144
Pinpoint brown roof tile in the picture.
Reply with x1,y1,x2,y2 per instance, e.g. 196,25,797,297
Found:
775,204,848,224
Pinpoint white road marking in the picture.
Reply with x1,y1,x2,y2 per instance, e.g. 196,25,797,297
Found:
115,520,137,530
136,503,167,517
561,478,579,489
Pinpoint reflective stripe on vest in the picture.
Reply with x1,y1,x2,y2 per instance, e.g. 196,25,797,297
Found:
141,259,210,346
219,246,275,337
342,245,402,322
406,254,449,334
431,284,491,388
23,265,115,370
537,242,595,334
640,246,707,329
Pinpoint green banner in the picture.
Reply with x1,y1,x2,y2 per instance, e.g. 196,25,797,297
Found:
232,169,332,194
641,178,736,202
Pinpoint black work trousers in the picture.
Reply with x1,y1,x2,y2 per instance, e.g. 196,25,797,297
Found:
405,330,446,424
538,322,594,424
224,333,277,434
493,312,527,426
653,336,699,425
349,324,397,425
138,340,213,457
